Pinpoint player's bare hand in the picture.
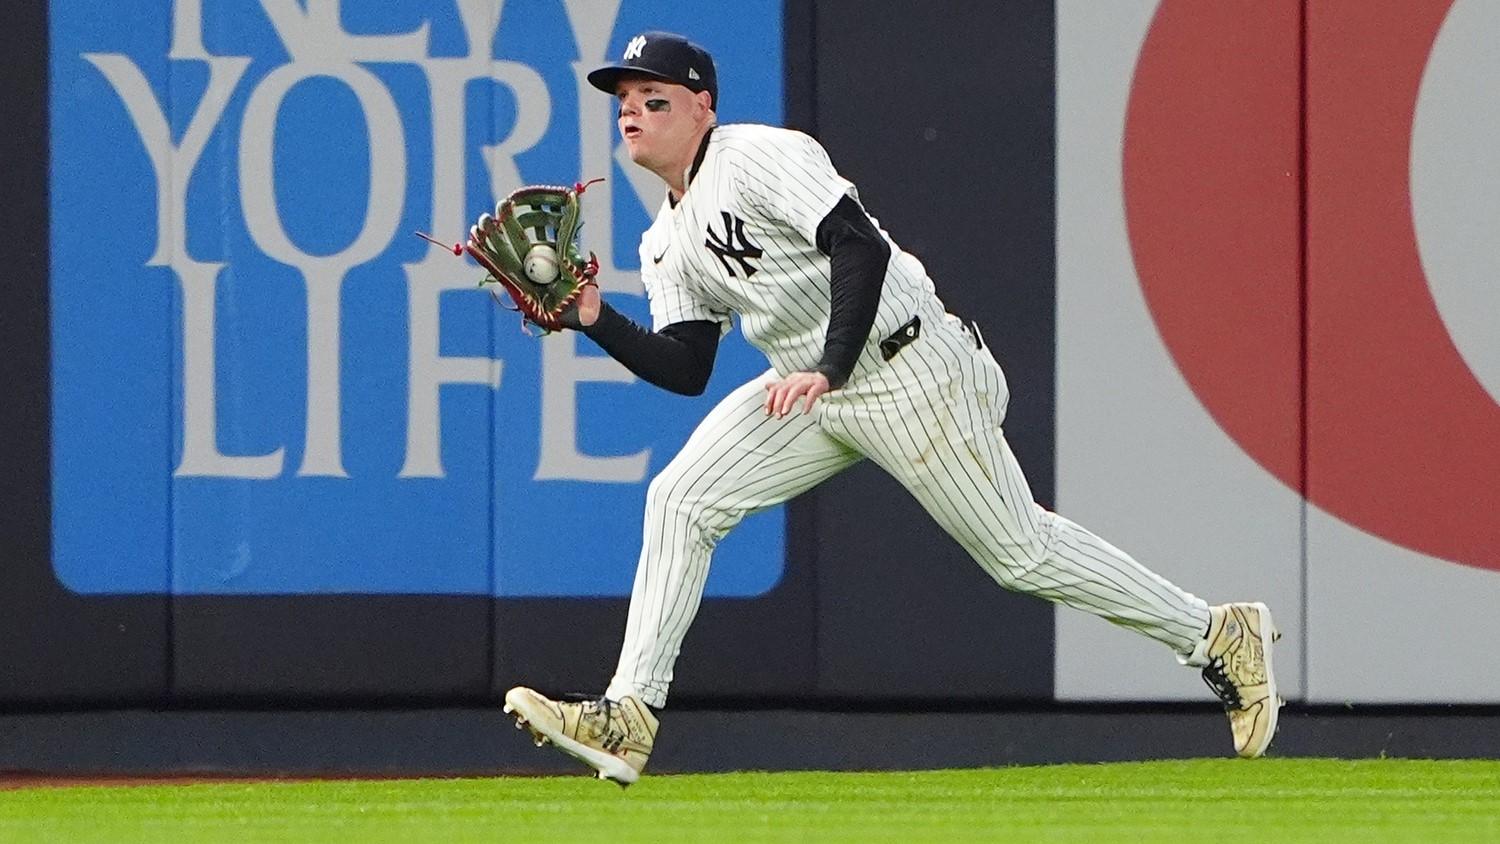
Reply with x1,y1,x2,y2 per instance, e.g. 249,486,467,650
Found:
560,282,601,330
574,282,601,327
764,371,832,417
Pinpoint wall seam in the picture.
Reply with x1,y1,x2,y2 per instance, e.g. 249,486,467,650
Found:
164,9,178,705
487,12,500,699
1297,0,1311,701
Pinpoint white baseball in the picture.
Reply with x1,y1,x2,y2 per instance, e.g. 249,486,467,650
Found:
523,244,560,285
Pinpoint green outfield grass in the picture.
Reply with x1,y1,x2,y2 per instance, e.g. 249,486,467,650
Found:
2,758,1497,843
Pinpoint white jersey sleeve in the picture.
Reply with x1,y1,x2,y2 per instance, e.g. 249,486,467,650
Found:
725,129,857,243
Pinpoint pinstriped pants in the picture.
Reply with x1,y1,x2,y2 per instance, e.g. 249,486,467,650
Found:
606,313,1210,709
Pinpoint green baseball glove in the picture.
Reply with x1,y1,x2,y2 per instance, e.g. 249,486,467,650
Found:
466,180,602,333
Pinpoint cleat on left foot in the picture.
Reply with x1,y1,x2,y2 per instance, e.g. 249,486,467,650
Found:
1201,602,1282,758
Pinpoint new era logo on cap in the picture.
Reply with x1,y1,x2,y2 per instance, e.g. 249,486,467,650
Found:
588,31,719,111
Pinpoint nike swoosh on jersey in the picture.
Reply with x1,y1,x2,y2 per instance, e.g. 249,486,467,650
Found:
653,246,670,264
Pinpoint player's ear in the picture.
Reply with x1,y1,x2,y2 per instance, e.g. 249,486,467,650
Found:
695,89,714,118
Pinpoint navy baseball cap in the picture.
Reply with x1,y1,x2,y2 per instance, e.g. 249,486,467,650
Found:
588,32,718,110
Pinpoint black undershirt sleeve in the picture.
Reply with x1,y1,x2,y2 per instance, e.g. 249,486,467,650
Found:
811,194,892,389
580,302,720,396
581,194,883,396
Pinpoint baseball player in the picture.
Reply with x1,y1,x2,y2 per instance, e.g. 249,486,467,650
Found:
503,32,1281,785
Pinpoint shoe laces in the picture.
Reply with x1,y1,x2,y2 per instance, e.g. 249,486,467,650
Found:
1201,656,1243,710
563,693,623,739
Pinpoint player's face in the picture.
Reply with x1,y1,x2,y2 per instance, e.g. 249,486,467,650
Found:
615,77,709,171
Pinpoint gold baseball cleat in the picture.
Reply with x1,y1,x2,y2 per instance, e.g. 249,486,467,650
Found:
503,686,658,786
1201,602,1283,758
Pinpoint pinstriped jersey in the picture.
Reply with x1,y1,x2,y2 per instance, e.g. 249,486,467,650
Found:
637,124,945,379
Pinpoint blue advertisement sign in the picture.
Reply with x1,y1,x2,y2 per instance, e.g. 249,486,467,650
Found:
50,0,786,597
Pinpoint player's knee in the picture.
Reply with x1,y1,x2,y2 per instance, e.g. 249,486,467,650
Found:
983,542,1049,591
644,472,716,532
1016,508,1060,568
992,509,1055,577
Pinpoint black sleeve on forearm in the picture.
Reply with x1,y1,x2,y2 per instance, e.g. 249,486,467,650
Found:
812,194,891,389
580,302,720,396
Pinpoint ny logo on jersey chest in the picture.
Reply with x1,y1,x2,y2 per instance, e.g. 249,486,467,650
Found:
704,211,764,278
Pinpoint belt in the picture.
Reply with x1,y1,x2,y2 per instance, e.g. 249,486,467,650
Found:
879,315,985,362
964,318,986,352
879,316,921,361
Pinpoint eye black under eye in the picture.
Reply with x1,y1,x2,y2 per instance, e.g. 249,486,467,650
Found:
645,99,671,112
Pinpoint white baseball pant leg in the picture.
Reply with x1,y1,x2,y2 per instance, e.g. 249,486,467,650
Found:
819,314,1211,658
608,316,1213,708
607,372,861,709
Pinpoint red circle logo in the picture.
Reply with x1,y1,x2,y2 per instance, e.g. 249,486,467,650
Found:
1124,0,1500,572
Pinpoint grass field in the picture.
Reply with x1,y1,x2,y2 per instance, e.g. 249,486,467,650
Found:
2,758,1497,843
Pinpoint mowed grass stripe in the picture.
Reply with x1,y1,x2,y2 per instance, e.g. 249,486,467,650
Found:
0,759,1497,843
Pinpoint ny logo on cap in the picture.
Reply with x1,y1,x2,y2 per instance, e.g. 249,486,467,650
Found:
624,35,647,61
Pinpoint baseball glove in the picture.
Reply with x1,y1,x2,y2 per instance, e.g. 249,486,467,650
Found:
466,180,602,334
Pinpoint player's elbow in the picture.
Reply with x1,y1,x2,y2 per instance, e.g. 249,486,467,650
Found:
644,366,710,396
670,372,711,397
652,321,719,396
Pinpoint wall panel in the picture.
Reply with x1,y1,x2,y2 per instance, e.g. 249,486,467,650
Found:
1303,0,1500,703
1055,0,1306,701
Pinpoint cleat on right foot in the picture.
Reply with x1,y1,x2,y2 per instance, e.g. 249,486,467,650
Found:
503,686,657,785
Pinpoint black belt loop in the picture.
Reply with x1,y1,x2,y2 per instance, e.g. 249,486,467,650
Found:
879,315,921,362
965,318,985,352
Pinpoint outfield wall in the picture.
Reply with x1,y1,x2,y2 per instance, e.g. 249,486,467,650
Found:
1056,0,1500,704
2,0,1496,712
2,0,1057,708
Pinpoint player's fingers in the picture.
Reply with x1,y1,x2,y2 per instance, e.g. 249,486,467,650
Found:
778,381,808,417
772,383,793,417
793,371,831,414
800,384,827,414
764,381,784,415
577,283,602,326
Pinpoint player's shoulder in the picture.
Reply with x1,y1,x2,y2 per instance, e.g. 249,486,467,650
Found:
712,123,826,162
714,123,812,145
